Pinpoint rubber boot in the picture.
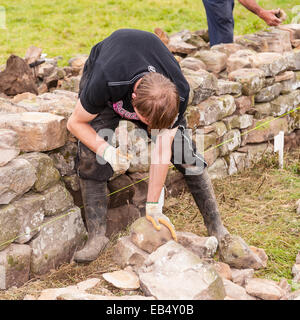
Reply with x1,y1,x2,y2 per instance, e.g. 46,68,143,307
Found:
74,178,109,263
183,168,229,241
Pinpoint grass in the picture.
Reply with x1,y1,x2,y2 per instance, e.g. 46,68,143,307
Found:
0,0,299,66
0,147,299,300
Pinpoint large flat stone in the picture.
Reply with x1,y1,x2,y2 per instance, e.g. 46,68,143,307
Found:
226,50,256,73
138,241,226,300
0,158,36,205
0,112,67,152
193,50,227,74
0,244,31,289
30,206,87,275
186,95,236,127
250,52,288,76
245,278,285,300
223,279,256,300
255,83,282,103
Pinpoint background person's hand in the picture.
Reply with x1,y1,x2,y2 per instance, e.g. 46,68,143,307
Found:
258,9,282,26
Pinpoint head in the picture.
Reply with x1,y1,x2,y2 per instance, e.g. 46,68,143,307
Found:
131,72,179,130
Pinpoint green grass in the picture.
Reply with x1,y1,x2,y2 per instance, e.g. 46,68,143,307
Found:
0,0,299,66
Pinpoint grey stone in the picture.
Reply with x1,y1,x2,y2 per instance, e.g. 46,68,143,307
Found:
0,244,31,289
112,236,149,270
0,158,36,205
219,129,241,156
0,129,20,167
138,241,226,300
255,83,282,103
207,158,228,180
19,152,60,192
177,231,218,258
226,152,249,175
0,205,20,251
193,50,227,73
284,50,300,71
13,192,45,244
231,268,254,287
180,57,207,71
250,52,288,76
30,206,87,275
228,68,265,96
223,114,253,130
41,182,74,216
216,80,242,96
226,50,256,73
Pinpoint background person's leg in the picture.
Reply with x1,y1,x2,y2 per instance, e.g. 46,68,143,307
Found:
202,0,235,46
170,121,229,241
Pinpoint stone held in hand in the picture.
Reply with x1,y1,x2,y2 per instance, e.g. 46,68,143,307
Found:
130,217,173,254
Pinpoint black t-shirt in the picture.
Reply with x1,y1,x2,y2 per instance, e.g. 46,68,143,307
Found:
79,28,190,127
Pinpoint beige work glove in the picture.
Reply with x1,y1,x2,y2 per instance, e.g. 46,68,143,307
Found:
102,145,132,175
145,202,177,241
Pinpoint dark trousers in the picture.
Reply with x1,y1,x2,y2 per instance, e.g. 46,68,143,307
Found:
202,0,235,47
75,106,207,182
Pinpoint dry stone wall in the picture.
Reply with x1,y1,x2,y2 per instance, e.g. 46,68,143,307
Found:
0,25,299,290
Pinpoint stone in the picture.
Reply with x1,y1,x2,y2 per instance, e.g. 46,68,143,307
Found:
177,231,218,258
183,69,218,105
68,55,88,71
253,102,272,119
44,68,66,89
0,55,38,95
57,292,154,300
275,71,295,82
25,46,42,64
168,33,197,55
112,236,149,270
236,28,292,53
130,217,173,254
76,278,101,291
154,27,169,46
193,50,227,74
228,68,265,96
226,50,256,73
245,278,285,300
215,80,242,96
0,129,20,167
249,52,288,76
58,76,81,93
280,76,299,94
186,95,236,127
223,114,253,130
0,98,28,114
234,95,254,115
0,158,36,205
284,50,300,71
211,43,245,57
223,279,256,300
106,204,141,238
207,158,228,180
138,241,226,300
219,129,241,156
103,270,140,290
41,182,74,216
212,262,232,280
180,57,207,71
12,92,37,104
127,139,151,174
282,289,300,300
218,235,265,269
38,286,79,300
242,116,288,144
30,206,87,275
37,63,56,79
0,112,67,152
203,147,220,167
0,244,31,289
231,268,254,287
238,143,273,163
128,172,148,212
278,278,291,295
182,31,210,50
226,152,249,175
210,121,228,137
193,132,218,153
19,152,60,192
0,205,20,251
12,192,45,244
250,246,268,268
255,83,282,103
108,174,135,209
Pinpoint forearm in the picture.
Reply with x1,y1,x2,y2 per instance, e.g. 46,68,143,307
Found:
147,163,170,202
238,0,263,16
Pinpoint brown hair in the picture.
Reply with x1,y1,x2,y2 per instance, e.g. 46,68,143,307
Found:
133,73,179,130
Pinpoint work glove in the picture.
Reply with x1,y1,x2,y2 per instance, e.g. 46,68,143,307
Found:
102,145,132,175
145,202,177,241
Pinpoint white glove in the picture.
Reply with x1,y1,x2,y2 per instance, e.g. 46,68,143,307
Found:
145,202,177,241
102,145,131,174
